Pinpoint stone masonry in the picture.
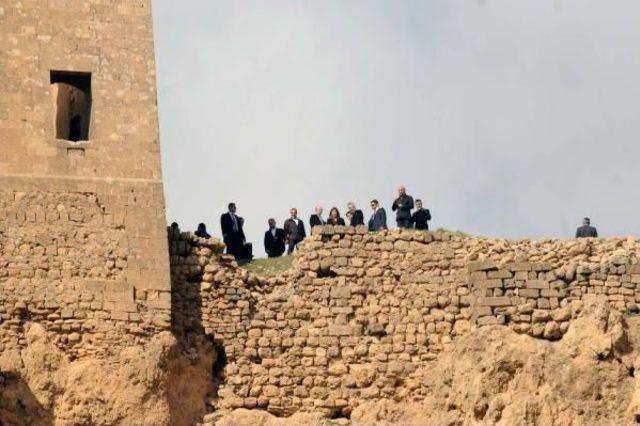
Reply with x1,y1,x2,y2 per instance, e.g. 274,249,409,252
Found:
4,1,640,424
0,0,171,359
169,226,640,418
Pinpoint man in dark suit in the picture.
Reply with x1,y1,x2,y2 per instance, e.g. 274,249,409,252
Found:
392,185,414,228
368,199,387,231
220,202,246,258
310,205,326,229
264,218,286,258
283,207,306,254
411,199,432,230
576,217,598,238
347,202,364,227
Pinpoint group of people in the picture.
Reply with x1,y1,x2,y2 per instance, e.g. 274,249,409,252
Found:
263,186,433,258
180,186,431,259
175,185,600,260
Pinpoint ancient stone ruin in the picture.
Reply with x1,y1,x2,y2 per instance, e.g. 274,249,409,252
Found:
170,227,640,424
3,1,640,425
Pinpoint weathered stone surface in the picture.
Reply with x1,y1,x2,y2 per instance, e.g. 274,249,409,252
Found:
468,260,498,272
0,2,186,424
6,15,640,418
164,227,640,422
478,296,512,307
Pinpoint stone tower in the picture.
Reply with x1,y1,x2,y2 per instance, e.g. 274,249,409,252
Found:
0,1,171,355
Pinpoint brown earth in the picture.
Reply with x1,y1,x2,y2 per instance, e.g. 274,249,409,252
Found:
0,324,214,426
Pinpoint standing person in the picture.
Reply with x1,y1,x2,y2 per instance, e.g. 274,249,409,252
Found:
283,208,306,254
310,205,326,229
345,211,353,225
169,222,180,238
392,185,414,229
368,199,387,231
220,202,246,258
327,207,346,226
411,199,432,230
347,202,364,227
576,217,598,238
194,223,211,239
264,218,286,258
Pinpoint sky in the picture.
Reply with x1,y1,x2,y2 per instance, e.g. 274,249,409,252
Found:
153,0,640,257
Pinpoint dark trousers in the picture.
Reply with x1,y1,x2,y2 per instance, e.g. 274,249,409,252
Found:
224,233,242,257
396,219,412,229
287,242,298,255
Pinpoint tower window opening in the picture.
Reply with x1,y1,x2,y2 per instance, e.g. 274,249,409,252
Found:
50,71,92,142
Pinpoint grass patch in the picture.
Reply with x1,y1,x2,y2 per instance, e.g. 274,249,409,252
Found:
238,256,294,277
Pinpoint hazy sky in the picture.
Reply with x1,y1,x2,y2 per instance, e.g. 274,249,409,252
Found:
153,0,640,257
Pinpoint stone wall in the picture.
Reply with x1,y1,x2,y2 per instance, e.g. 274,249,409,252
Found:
0,2,204,424
0,0,170,360
169,226,640,418
0,183,171,359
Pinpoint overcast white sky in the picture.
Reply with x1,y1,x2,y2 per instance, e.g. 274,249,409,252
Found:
153,0,640,257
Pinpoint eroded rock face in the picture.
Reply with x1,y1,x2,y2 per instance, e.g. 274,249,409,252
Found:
404,300,637,426
0,323,215,426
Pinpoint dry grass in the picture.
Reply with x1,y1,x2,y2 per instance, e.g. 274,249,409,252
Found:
238,256,294,277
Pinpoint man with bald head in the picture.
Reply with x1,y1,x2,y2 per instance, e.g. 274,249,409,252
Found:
309,205,326,229
576,217,598,238
392,185,414,229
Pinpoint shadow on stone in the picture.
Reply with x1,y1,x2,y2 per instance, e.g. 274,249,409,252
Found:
0,371,53,426
168,226,224,425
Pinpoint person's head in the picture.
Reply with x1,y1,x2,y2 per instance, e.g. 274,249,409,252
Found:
398,185,406,196
370,199,379,210
170,222,179,229
290,208,298,219
315,205,323,215
347,202,356,213
228,202,236,213
583,217,591,226
268,218,276,229
329,207,340,219
197,223,206,232
416,199,423,210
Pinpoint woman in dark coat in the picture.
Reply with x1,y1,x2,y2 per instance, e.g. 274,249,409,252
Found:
327,207,346,226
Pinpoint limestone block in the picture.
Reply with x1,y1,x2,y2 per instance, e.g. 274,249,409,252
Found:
478,296,512,307
518,289,539,298
468,260,498,272
475,279,503,290
526,280,550,289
